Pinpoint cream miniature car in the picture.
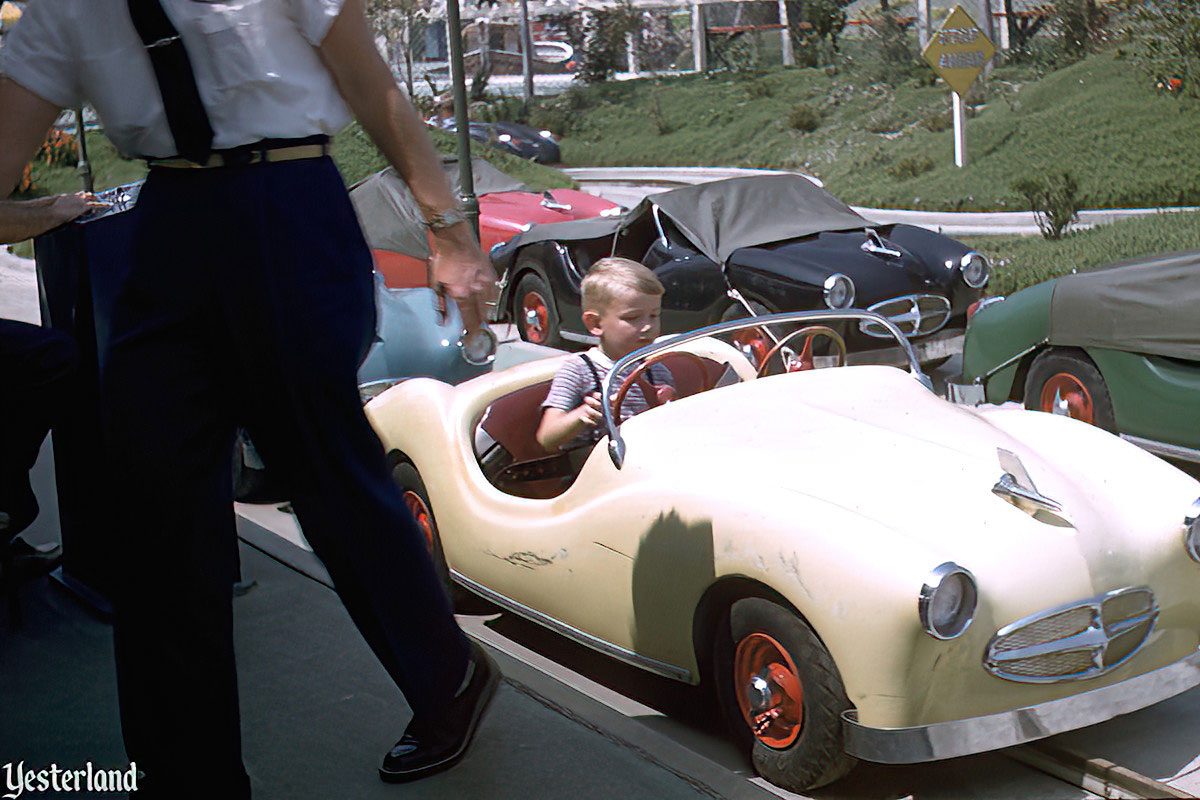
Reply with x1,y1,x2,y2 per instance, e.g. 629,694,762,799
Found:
366,311,1200,792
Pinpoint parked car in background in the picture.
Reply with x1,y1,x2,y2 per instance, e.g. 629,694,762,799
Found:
365,309,1200,793
953,249,1200,466
350,159,619,291
430,114,561,163
490,174,990,364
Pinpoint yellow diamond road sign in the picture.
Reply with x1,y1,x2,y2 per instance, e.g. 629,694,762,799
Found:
922,5,996,97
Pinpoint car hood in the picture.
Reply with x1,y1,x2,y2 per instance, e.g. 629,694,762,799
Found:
481,189,618,237
726,226,951,303
619,366,1197,580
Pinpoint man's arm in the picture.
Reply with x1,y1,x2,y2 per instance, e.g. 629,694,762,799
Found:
0,78,62,198
316,0,496,333
536,394,603,453
0,195,93,244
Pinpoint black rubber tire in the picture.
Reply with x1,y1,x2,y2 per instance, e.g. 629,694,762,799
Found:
716,598,857,792
1023,348,1116,432
391,460,493,613
513,270,563,349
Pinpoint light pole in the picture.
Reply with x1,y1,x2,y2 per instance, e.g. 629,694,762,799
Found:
445,0,479,239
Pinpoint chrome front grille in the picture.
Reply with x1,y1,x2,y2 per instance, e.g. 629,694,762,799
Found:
859,294,951,338
984,587,1158,683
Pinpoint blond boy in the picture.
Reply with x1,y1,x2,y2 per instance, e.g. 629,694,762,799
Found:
536,257,674,452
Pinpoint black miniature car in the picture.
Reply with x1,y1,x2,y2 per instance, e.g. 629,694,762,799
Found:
490,174,989,364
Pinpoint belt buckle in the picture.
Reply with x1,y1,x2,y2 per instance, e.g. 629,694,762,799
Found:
221,148,256,168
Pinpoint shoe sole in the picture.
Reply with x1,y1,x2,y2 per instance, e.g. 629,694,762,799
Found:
378,654,501,783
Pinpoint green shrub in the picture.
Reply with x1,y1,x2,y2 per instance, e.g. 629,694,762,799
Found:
865,109,905,133
1127,0,1200,97
920,111,952,132
787,103,821,132
888,155,934,180
745,77,775,98
1013,172,1083,240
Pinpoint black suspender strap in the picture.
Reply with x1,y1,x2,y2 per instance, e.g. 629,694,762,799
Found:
126,0,214,163
578,354,604,396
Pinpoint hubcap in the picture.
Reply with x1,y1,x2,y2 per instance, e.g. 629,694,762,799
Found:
521,292,549,344
402,490,435,553
733,632,804,748
1040,372,1094,424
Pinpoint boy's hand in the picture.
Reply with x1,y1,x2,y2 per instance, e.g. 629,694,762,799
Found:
577,392,603,428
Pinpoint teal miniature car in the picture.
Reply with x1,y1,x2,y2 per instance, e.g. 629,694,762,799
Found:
952,250,1200,465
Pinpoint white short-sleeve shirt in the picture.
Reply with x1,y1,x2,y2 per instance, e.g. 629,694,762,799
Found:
0,0,353,158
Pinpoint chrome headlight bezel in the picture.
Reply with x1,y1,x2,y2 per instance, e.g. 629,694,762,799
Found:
1185,498,1200,563
919,562,978,640
960,251,990,289
823,273,856,310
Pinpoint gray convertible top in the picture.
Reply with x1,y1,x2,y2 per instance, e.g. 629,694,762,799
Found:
1051,249,1200,360
500,174,870,265
349,158,526,258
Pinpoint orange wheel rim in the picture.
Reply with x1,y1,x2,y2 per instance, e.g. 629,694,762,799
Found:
733,632,804,748
521,292,549,344
402,490,435,553
1039,372,1094,424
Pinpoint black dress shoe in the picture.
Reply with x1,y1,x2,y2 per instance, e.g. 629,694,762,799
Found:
5,537,64,581
379,642,500,783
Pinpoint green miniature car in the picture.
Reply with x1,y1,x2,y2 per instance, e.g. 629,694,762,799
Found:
952,250,1200,465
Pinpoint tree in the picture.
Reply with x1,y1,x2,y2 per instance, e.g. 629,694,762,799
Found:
1126,0,1200,97
366,0,429,98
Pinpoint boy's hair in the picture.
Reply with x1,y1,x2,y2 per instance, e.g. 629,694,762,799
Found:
581,257,664,313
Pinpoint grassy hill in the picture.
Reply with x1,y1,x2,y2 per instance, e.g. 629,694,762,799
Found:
555,49,1200,212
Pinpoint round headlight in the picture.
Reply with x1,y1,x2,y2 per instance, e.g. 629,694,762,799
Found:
539,129,554,139
919,562,978,639
960,252,990,289
823,273,856,310
460,326,498,366
1185,498,1200,563
497,133,513,143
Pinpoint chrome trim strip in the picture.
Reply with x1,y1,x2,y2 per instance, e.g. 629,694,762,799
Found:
978,338,1049,386
448,569,693,682
560,330,600,345
842,647,1200,764
1120,434,1200,465
601,310,932,468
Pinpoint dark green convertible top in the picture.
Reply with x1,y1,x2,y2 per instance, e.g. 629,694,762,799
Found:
1051,249,1200,361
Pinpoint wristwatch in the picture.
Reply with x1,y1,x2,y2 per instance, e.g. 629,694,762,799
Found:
423,206,468,232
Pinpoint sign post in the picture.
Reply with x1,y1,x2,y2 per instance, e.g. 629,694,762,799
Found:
921,5,995,168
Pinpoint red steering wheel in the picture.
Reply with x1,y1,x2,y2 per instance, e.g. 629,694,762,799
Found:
756,325,847,377
610,351,714,421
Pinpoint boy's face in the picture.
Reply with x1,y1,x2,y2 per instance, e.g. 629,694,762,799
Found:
584,289,662,360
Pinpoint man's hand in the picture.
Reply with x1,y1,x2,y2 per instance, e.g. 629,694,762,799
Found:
0,193,106,244
428,223,497,335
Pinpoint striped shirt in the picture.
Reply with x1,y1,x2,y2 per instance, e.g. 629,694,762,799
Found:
542,347,674,450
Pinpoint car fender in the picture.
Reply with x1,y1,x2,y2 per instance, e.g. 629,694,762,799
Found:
962,279,1055,403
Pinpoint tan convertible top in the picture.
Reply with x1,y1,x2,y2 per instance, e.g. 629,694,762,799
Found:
349,158,526,258
1050,249,1200,361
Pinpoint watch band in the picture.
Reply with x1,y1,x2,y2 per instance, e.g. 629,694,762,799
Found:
424,206,468,232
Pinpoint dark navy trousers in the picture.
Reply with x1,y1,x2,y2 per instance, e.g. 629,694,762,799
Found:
0,319,78,534
101,158,469,798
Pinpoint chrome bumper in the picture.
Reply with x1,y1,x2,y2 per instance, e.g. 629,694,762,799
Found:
842,647,1200,764
843,332,964,368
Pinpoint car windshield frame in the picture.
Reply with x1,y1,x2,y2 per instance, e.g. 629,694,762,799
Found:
601,310,930,468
